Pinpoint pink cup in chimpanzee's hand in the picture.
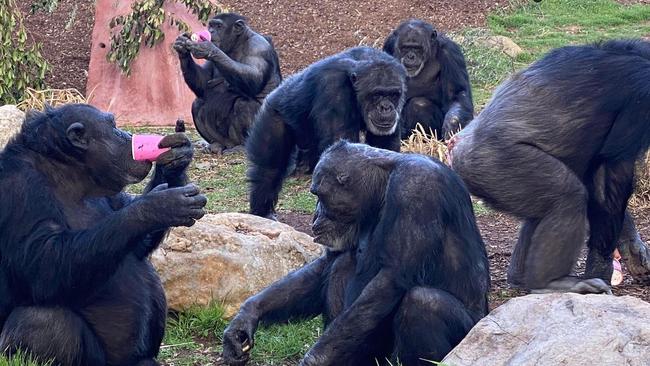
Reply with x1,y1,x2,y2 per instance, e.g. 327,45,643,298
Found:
132,134,170,161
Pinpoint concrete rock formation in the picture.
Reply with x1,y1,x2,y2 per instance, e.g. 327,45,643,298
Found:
443,293,650,366
0,105,25,149
152,213,322,316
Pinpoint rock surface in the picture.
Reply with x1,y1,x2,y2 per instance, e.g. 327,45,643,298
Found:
152,213,322,316
481,35,523,58
0,105,25,148
443,293,650,366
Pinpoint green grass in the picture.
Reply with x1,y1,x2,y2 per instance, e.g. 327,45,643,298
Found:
123,1,650,364
489,0,650,61
0,351,51,366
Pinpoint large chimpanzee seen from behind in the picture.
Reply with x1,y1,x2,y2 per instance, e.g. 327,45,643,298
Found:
384,19,474,140
174,13,282,154
0,104,207,365
450,39,650,295
225,142,490,366
247,47,407,219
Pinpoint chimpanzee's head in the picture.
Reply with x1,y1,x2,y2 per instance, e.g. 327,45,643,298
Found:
351,58,407,137
207,13,249,54
21,104,152,195
390,19,439,77
309,141,395,251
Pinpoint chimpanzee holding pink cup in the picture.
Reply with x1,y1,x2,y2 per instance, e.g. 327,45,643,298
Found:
174,13,282,155
0,104,206,365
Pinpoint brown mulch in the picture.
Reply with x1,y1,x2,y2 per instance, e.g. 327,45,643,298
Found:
221,0,516,76
279,208,650,309
16,0,516,93
16,0,95,94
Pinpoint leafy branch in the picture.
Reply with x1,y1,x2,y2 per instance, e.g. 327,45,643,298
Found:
0,0,49,105
107,0,225,75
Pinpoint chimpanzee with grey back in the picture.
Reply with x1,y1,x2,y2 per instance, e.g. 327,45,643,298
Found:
247,47,407,219
450,39,650,294
383,19,473,140
174,13,282,154
224,142,490,366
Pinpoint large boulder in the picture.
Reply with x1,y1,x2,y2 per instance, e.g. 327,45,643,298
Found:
152,213,322,316
443,293,650,366
0,105,25,148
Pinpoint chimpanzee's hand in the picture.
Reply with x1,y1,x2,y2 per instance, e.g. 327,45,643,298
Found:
187,40,219,60
156,133,193,178
134,183,207,229
173,34,192,55
222,314,258,366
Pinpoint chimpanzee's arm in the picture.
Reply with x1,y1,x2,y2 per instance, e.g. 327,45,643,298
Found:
205,46,268,97
440,39,474,138
221,253,335,364
179,53,214,98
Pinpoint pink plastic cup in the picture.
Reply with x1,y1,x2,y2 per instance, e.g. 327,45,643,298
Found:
132,134,170,161
191,30,211,42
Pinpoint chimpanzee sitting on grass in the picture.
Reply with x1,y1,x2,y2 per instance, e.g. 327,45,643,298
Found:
223,141,490,366
0,104,207,366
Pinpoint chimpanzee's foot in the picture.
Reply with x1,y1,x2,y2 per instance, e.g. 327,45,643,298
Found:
223,145,246,155
531,276,612,295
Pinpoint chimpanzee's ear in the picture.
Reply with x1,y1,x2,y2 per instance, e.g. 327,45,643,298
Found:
66,122,88,150
336,172,350,185
431,29,438,42
234,19,246,35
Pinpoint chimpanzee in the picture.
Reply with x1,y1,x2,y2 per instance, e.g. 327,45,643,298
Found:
247,46,407,219
174,13,282,154
224,141,490,366
383,19,474,140
450,39,650,294
0,104,207,365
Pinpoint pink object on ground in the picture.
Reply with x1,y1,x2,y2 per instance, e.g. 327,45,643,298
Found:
87,0,207,126
132,135,170,161
611,258,624,286
191,30,211,42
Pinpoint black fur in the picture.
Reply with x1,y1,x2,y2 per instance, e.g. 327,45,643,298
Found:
247,47,407,219
383,19,474,140
175,13,282,153
451,39,650,294
225,142,490,366
0,104,206,365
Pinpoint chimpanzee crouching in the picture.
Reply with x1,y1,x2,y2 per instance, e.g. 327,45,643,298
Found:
383,19,474,140
451,39,650,295
174,13,282,154
0,104,207,365
247,47,407,220
224,142,490,366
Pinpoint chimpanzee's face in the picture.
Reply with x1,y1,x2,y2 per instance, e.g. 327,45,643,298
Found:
395,25,438,77
66,105,152,194
309,163,361,252
353,62,406,136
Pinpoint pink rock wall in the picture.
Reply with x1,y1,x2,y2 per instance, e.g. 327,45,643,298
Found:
87,0,208,126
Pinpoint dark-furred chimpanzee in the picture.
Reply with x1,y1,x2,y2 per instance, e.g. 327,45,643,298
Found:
247,46,407,219
174,13,282,154
383,19,474,140
224,141,490,366
450,39,650,294
0,104,207,365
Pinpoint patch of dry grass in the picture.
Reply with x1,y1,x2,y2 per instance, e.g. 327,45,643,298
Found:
16,87,88,111
400,123,451,165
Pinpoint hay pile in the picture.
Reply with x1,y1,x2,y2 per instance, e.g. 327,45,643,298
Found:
400,123,451,165
16,87,87,111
